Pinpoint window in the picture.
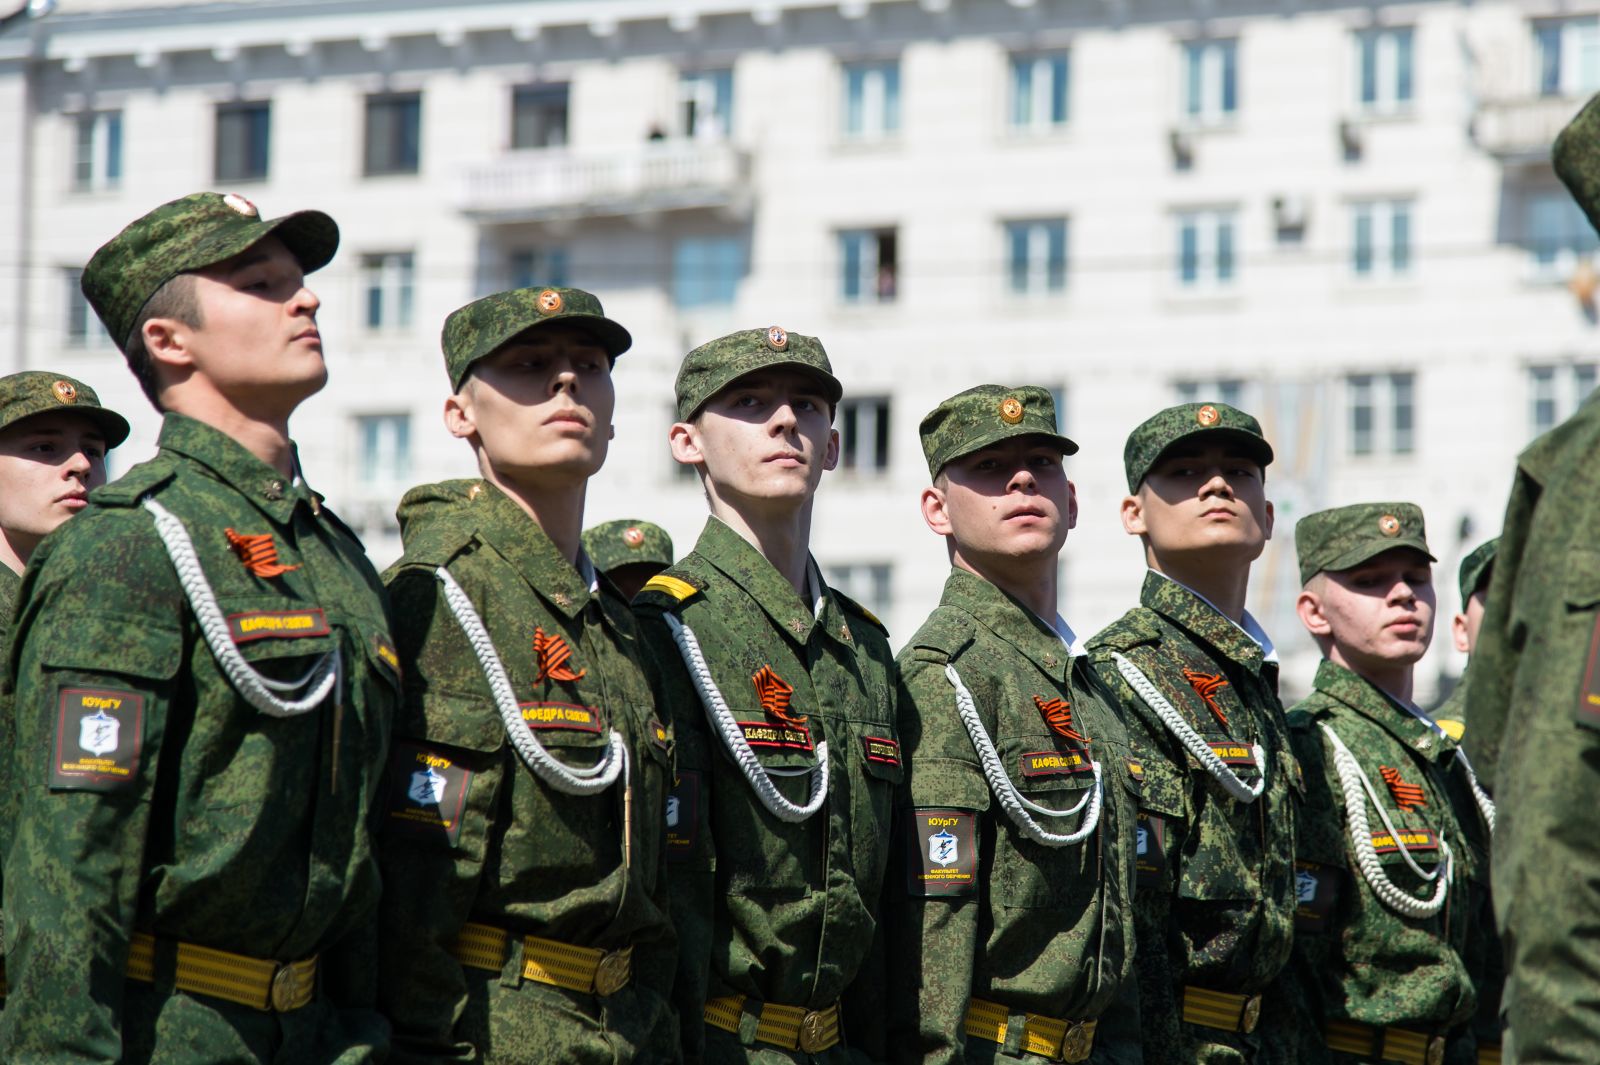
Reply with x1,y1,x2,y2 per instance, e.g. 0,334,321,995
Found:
679,70,734,141
507,248,569,290
356,414,411,490
362,253,415,331
364,93,421,176
1346,371,1415,456
672,237,744,308
839,229,898,304
1005,219,1068,295
1009,53,1069,131
842,61,900,140
1350,200,1413,279
1182,40,1237,124
1175,210,1237,288
839,397,891,474
1174,378,1247,410
1537,19,1600,97
824,563,892,619
1356,28,1413,113
1526,191,1600,279
1528,363,1599,436
72,111,122,192
63,268,109,348
214,102,270,184
511,84,569,149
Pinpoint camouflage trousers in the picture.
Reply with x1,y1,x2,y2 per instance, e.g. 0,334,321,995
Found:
118,982,390,1064
458,969,676,1064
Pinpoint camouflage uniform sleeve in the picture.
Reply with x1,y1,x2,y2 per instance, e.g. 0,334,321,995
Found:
375,568,506,1065
884,644,991,1065
0,514,183,1062
1281,710,1341,1065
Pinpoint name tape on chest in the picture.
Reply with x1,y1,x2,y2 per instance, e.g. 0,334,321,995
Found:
51,687,145,793
737,718,814,753
518,701,603,734
863,735,901,767
906,808,978,896
1294,859,1341,933
1020,749,1093,778
666,770,700,861
1369,828,1439,854
1206,740,1257,768
384,741,473,847
226,608,331,643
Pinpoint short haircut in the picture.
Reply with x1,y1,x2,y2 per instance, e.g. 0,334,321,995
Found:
123,274,202,409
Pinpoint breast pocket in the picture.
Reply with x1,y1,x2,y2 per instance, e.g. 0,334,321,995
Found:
995,733,1101,907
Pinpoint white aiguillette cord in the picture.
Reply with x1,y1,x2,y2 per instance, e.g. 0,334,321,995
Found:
435,566,626,796
944,664,1101,847
1110,652,1266,803
662,611,828,823
1320,723,1451,919
144,497,338,718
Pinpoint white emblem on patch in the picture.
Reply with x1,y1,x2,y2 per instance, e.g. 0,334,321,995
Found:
78,709,119,757
408,766,447,806
666,795,681,828
1137,825,1149,856
222,192,259,217
929,828,959,867
1296,868,1318,903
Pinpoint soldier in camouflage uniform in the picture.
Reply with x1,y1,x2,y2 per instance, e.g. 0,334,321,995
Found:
1464,91,1600,1065
583,519,675,601
633,327,900,1063
1084,403,1306,1065
1286,504,1497,1065
0,192,396,1061
885,385,1139,1064
1430,540,1496,741
0,371,129,618
375,287,677,1063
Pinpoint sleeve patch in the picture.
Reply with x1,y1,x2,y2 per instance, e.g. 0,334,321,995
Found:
1135,812,1167,888
863,735,901,767
666,770,700,862
51,687,145,793
225,608,331,643
1295,860,1341,933
649,716,671,752
373,632,402,681
905,808,979,896
384,741,474,846
518,701,603,733
1578,613,1600,729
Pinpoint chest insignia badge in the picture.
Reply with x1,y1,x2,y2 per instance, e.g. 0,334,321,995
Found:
1033,694,1088,743
224,528,299,578
752,665,805,727
1181,668,1231,729
1380,765,1427,811
533,627,586,683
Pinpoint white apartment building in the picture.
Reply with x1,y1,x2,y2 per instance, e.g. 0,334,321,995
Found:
1,0,1596,699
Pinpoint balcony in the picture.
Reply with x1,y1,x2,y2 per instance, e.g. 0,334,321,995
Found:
1474,96,1588,162
459,142,751,223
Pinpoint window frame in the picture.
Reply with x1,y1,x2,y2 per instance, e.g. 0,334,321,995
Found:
363,92,423,177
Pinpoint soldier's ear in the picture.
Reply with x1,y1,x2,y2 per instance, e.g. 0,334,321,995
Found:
1120,493,1146,536
1263,499,1275,540
822,427,840,473
443,390,476,441
921,485,953,537
1296,585,1332,639
668,420,703,469
141,317,195,371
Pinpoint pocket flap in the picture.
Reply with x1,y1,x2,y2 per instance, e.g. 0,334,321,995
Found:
907,755,990,811
1566,549,1600,609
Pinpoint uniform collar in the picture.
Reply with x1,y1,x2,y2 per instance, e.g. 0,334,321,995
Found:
0,564,19,619
465,480,593,619
1143,569,1278,668
940,567,1071,681
157,412,315,525
1311,658,1450,762
692,516,840,646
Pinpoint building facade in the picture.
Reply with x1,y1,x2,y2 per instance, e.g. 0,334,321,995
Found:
1,0,1595,698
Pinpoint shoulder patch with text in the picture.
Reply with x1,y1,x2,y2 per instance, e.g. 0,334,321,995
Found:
227,608,330,643
51,687,145,793
518,701,603,734
384,741,473,847
373,632,402,681
666,770,700,861
1294,859,1341,933
863,735,901,767
905,808,978,896
1020,749,1093,777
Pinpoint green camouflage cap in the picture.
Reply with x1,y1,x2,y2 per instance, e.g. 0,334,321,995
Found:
582,519,674,574
1295,502,1436,585
0,371,130,448
82,191,339,355
1124,402,1274,492
919,384,1078,478
1555,93,1600,240
441,286,632,391
674,326,841,421
1457,537,1499,609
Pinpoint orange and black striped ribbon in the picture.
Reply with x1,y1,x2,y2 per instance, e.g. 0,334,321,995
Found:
1034,695,1088,744
751,665,805,727
1181,669,1231,730
224,528,299,578
533,628,586,683
1380,766,1427,811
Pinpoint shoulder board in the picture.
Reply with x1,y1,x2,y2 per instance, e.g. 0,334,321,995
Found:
89,462,177,507
1434,717,1466,741
634,572,705,610
908,608,974,660
390,525,480,570
1084,608,1162,654
831,589,888,635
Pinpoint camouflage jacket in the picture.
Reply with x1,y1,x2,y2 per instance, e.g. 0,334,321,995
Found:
0,565,18,626
633,517,901,1062
887,568,1140,1065
376,480,677,1063
1287,660,1490,1051
1085,572,1301,1062
0,413,396,1062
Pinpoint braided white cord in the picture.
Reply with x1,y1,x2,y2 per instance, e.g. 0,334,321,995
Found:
143,498,338,718
944,664,1102,847
1454,749,1496,834
435,567,625,795
1110,653,1266,803
661,612,828,823
1320,723,1452,919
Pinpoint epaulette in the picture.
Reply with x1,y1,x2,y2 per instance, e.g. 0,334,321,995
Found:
908,608,975,662
832,588,888,636
1083,607,1162,654
89,461,177,507
1434,718,1466,741
632,571,706,611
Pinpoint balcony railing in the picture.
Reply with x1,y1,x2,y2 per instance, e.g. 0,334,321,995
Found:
1475,95,1588,161
459,141,751,221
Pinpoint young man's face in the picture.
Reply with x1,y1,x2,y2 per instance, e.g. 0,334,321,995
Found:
179,236,327,409
674,369,839,509
0,412,109,556
1452,590,1487,655
925,438,1076,567
1303,549,1436,672
449,323,615,483
1123,443,1273,562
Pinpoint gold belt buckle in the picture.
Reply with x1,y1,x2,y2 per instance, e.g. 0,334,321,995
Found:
1058,1021,1091,1063
1425,1035,1446,1065
1240,993,1262,1034
269,964,303,1013
593,949,630,997
797,1010,830,1054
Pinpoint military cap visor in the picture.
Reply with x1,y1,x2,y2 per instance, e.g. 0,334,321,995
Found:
82,192,338,355
1457,538,1498,609
442,287,632,392
0,373,130,449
